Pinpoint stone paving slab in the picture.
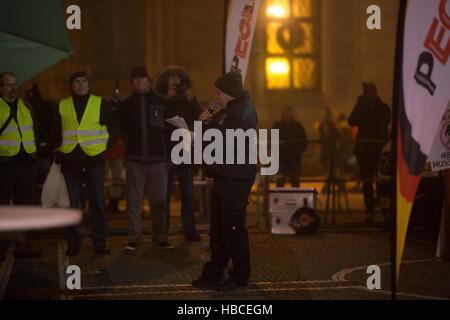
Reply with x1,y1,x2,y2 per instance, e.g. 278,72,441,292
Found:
2,231,449,300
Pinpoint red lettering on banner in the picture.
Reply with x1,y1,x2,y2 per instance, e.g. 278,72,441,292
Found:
424,19,450,64
235,39,249,58
231,2,255,73
239,19,251,40
439,0,449,29
424,0,449,65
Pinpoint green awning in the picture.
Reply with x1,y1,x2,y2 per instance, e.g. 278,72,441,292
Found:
0,0,73,84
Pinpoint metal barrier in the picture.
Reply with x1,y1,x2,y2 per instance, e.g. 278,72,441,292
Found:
102,138,388,230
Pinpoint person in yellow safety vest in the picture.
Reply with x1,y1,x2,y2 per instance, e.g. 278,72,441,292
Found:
0,71,41,260
54,71,120,257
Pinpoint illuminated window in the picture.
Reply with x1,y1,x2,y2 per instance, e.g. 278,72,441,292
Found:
293,58,315,89
265,0,319,90
266,58,290,89
266,0,290,18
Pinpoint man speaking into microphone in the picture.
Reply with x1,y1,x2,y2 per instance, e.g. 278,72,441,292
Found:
192,71,257,291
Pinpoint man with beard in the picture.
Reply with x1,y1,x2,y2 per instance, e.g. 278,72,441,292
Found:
154,66,202,242
0,72,39,259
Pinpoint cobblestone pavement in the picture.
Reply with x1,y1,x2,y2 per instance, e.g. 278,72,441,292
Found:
2,230,449,300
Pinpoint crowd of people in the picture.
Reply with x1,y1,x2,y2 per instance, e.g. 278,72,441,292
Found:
0,67,391,289
273,82,391,223
0,68,258,291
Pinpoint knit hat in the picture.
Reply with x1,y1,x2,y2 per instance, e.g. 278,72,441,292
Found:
130,67,149,81
69,70,89,86
214,71,244,98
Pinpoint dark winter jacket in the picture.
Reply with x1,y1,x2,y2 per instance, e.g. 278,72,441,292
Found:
118,90,169,163
153,65,202,164
272,120,307,164
348,95,391,155
204,91,258,181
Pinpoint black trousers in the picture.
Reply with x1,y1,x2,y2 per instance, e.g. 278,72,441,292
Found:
63,164,108,251
356,148,382,213
277,161,301,187
0,159,37,205
0,158,38,256
201,179,253,284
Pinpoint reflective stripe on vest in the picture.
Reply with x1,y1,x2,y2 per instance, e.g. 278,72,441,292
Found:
58,95,109,156
0,97,36,156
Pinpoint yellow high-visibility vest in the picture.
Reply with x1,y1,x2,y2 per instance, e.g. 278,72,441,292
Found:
0,97,36,156
58,95,109,156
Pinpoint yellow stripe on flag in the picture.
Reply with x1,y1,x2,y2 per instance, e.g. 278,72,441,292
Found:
396,168,414,282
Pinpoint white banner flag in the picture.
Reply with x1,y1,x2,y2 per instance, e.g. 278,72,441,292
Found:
402,0,450,158
396,0,450,279
225,0,260,83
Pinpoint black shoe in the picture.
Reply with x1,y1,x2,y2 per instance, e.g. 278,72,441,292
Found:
154,242,175,250
192,276,223,290
94,247,110,255
217,278,249,291
124,242,139,254
185,231,201,242
65,248,80,256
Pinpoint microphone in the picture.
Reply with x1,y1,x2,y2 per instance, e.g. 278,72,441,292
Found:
114,80,120,95
207,104,216,115
203,100,218,123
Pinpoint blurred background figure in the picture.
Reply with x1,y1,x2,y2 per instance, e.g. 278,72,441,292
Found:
25,84,59,202
348,83,391,223
104,139,124,214
336,112,355,179
154,65,202,242
315,107,339,193
273,105,307,188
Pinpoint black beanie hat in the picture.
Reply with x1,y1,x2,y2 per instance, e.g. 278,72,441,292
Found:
214,71,244,98
130,66,149,82
69,70,89,86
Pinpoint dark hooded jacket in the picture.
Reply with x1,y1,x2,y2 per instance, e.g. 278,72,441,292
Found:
203,91,258,181
153,66,202,160
348,95,391,156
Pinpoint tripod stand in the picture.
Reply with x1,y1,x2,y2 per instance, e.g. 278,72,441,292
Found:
324,155,350,224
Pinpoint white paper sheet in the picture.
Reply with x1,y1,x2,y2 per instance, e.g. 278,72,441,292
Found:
166,116,189,130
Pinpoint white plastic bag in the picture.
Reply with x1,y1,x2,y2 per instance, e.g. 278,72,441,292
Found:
41,163,70,208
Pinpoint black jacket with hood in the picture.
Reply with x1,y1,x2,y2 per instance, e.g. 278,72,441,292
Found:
204,91,258,182
154,66,203,162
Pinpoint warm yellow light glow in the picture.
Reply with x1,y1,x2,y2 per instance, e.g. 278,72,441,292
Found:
293,23,313,54
266,23,285,54
268,61,289,74
267,5,287,18
293,58,315,89
293,0,312,18
266,58,290,89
